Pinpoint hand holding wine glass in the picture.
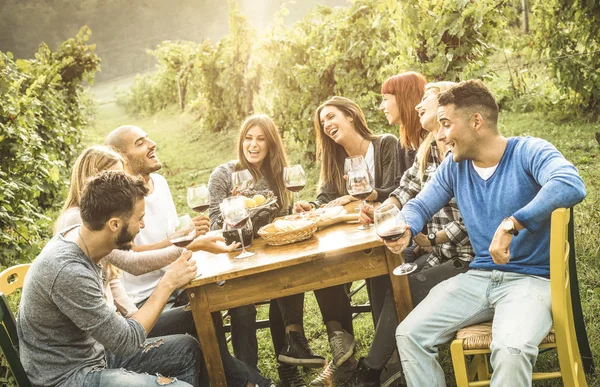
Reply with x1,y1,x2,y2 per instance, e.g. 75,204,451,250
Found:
187,184,210,214
346,167,374,230
373,204,417,275
168,214,197,249
220,196,255,259
232,169,254,195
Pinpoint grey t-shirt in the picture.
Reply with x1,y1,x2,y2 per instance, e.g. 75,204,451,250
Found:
17,226,146,387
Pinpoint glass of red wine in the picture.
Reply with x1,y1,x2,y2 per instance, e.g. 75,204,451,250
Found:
373,204,417,276
187,184,210,214
220,196,255,259
283,164,306,211
168,214,196,249
346,167,374,230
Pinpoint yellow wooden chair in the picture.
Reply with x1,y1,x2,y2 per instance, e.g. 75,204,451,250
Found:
0,264,31,296
450,208,587,386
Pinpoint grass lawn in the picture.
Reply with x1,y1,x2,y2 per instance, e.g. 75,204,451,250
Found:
81,101,600,386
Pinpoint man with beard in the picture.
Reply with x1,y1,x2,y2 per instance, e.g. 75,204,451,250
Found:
18,171,205,386
105,125,206,307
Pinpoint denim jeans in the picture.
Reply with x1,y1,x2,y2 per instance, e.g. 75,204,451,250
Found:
83,334,202,386
138,298,272,386
364,258,469,371
396,270,552,387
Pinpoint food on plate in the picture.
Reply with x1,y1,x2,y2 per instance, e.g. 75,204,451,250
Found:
285,206,346,222
244,197,257,208
261,219,314,233
253,194,266,206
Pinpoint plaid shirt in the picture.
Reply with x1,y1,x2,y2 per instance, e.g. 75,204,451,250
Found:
390,140,474,267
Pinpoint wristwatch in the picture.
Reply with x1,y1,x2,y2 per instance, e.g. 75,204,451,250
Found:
427,232,437,246
502,217,519,236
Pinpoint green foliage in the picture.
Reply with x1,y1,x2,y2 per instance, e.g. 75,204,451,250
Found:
0,26,99,268
395,0,507,81
530,0,600,115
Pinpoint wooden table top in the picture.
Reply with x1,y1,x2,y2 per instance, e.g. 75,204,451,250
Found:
185,221,383,288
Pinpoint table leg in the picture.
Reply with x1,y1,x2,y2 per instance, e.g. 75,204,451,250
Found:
187,286,227,387
384,247,413,322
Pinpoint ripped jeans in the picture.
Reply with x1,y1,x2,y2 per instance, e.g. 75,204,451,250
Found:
395,270,552,387
83,334,203,386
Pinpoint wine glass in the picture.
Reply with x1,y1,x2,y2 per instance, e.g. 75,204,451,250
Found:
187,184,210,214
168,214,196,249
346,167,374,230
344,155,366,176
232,169,254,195
283,164,306,210
373,204,417,276
220,196,255,259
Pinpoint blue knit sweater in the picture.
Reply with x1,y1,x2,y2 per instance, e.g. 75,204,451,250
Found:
402,136,586,277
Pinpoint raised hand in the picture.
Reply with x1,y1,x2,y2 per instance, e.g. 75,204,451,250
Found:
192,214,210,237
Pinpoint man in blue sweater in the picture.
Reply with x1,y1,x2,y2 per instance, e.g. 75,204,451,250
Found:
385,80,586,386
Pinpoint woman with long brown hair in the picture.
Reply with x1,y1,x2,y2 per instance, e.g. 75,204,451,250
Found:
209,114,324,386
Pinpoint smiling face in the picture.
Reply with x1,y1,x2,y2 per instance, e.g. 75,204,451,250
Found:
120,127,161,177
379,93,401,125
319,105,356,145
436,104,476,162
243,125,268,168
415,89,440,133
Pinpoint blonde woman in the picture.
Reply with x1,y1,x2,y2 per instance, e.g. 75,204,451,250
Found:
209,114,324,386
349,82,475,387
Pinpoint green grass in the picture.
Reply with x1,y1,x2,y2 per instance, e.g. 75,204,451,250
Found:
84,102,600,385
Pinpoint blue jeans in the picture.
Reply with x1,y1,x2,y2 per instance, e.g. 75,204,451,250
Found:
83,334,202,386
395,270,552,387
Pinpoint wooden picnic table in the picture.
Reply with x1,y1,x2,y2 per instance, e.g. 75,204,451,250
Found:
184,221,414,387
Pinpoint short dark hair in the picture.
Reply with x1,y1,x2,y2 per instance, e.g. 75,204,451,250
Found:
80,170,148,231
437,79,499,127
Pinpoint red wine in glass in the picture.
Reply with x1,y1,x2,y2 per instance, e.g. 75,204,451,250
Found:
193,204,210,213
228,216,249,229
377,226,406,241
351,190,373,201
171,237,194,248
286,184,305,193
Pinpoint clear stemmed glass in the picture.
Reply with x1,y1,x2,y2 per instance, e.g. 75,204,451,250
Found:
283,164,306,210
346,167,374,230
167,214,196,249
232,169,254,195
344,155,367,176
220,196,255,259
373,204,417,275
187,184,210,214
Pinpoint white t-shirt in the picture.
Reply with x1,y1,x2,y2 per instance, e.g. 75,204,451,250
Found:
472,161,498,181
365,142,376,182
121,173,178,303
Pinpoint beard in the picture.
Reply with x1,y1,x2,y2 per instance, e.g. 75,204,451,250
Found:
115,224,136,251
128,156,162,176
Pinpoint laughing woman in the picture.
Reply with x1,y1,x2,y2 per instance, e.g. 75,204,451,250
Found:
293,96,401,385
208,114,325,386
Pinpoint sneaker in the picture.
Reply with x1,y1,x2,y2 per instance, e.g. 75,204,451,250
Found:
309,361,337,386
346,358,382,387
310,359,357,387
329,330,355,367
278,331,326,368
278,364,307,387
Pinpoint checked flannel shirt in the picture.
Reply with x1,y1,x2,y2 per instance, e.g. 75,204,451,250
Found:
390,140,474,267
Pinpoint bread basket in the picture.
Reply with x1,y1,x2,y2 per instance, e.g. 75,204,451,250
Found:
258,220,318,246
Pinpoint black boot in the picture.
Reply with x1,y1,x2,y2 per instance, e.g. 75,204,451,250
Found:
278,364,307,387
278,331,326,368
346,357,382,387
